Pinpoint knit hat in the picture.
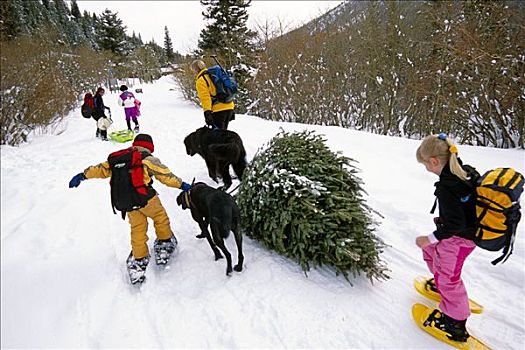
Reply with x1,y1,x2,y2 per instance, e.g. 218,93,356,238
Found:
120,85,128,91
133,133,154,153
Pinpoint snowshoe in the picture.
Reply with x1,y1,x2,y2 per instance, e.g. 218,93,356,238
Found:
126,252,149,285
154,236,178,266
412,303,492,349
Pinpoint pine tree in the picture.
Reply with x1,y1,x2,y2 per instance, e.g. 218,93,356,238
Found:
198,0,257,63
97,9,128,55
237,130,389,282
70,0,81,20
163,25,175,64
197,0,259,113
20,0,46,35
54,0,70,25
0,0,25,40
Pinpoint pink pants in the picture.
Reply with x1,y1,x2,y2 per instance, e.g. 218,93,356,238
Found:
422,236,476,320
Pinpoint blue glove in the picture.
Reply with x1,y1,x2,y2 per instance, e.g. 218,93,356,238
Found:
69,173,86,188
181,182,191,192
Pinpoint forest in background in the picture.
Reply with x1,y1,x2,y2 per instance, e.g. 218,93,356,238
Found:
1,0,524,149
0,0,182,145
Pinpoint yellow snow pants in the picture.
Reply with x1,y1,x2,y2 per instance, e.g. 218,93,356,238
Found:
127,194,173,259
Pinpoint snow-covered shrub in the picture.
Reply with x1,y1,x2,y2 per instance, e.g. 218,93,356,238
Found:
0,36,110,146
237,130,389,282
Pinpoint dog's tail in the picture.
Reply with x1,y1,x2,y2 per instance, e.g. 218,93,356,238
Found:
211,216,231,239
211,197,239,239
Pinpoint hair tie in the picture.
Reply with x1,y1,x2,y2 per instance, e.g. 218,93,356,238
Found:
449,145,458,154
438,133,447,140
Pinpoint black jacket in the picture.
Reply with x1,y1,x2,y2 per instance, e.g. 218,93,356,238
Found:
92,94,106,121
433,162,477,241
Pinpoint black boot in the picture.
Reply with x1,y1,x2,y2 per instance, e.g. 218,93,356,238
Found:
96,128,101,138
424,309,469,342
126,120,132,131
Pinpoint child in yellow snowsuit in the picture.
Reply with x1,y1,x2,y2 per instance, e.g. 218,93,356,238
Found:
69,134,191,283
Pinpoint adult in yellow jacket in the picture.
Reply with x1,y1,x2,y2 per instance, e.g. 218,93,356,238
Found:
68,134,191,281
191,59,235,130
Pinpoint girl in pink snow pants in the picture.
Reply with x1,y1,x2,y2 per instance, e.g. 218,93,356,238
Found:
118,85,139,131
415,133,478,342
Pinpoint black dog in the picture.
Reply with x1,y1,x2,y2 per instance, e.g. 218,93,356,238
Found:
184,127,247,190
176,182,244,275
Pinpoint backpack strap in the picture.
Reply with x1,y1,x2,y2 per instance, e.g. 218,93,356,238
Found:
197,71,219,104
430,197,438,214
197,70,209,86
491,205,521,265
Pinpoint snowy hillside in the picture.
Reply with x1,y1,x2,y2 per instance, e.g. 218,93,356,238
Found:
1,76,524,349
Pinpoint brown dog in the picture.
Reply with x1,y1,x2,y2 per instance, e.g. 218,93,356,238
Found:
183,127,246,190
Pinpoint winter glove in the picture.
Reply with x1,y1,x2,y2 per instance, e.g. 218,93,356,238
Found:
69,172,86,188
181,182,191,192
204,110,213,125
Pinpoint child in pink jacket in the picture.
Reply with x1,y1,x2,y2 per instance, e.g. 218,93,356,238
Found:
118,85,139,132
415,133,478,342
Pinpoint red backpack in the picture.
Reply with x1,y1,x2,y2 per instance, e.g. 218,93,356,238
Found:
81,93,95,118
107,148,156,219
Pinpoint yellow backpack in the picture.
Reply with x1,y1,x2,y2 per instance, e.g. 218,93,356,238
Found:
475,168,524,265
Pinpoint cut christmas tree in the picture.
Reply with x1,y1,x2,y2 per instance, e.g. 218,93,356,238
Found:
237,130,388,283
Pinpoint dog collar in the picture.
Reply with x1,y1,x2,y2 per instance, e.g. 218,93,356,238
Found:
181,191,192,210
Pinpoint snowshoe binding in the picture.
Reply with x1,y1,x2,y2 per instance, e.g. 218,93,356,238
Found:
126,252,149,285
154,236,178,267
424,309,470,342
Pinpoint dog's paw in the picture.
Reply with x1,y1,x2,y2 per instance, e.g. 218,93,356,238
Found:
233,264,243,272
226,267,233,276
214,252,224,261
195,233,206,239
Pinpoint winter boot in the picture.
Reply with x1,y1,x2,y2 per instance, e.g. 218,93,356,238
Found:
424,309,469,342
134,124,140,133
96,128,101,138
126,252,150,284
154,235,178,266
126,120,132,131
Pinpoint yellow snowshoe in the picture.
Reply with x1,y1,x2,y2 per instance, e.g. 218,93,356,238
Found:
412,303,491,350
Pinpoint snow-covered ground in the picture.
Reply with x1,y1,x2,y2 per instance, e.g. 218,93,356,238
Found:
1,76,524,349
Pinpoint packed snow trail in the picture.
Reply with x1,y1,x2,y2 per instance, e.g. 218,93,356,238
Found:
1,76,524,349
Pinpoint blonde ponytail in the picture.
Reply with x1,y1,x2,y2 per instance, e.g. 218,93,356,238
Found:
416,133,468,180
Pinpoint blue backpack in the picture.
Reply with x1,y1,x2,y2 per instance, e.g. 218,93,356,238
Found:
201,65,238,104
